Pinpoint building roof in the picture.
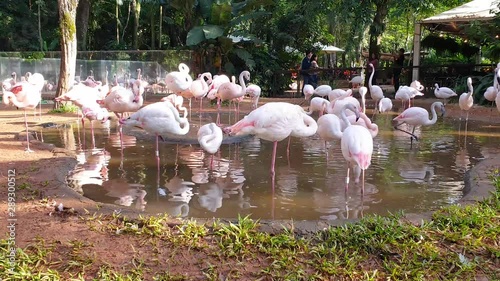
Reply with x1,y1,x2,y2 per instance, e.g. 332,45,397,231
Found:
421,0,499,24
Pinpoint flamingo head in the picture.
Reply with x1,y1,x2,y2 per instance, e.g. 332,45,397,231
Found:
439,103,446,117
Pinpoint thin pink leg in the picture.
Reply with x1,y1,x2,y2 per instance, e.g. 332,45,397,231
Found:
270,141,278,176
345,166,350,192
90,120,95,149
361,169,365,195
24,110,33,152
82,118,86,149
286,136,291,159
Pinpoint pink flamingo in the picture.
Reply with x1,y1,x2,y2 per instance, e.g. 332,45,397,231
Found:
307,97,330,116
161,94,188,118
223,102,317,176
393,101,445,144
368,63,384,112
216,71,250,124
2,72,17,91
458,77,474,129
341,117,373,194
26,72,45,120
99,78,144,119
120,101,190,173
245,84,261,109
81,101,110,148
197,122,223,169
2,83,42,152
165,63,193,94
190,72,213,113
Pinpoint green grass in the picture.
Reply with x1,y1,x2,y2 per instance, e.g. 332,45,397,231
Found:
1,172,499,280
48,103,79,114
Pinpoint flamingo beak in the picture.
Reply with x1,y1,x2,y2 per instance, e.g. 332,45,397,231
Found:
441,106,446,117
118,118,126,125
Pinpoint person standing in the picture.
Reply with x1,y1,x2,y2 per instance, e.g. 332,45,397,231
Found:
367,53,379,83
310,54,320,88
393,48,405,93
301,50,313,92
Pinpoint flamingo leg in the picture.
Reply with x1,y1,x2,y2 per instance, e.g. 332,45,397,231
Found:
345,166,350,192
394,122,419,141
270,141,278,176
82,118,86,149
361,169,365,195
38,101,42,120
286,136,291,159
24,110,33,153
90,120,95,149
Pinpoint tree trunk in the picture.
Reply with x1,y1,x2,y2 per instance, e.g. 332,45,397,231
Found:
365,0,390,87
76,0,90,51
38,2,43,51
150,5,155,49
55,0,79,109
132,0,141,49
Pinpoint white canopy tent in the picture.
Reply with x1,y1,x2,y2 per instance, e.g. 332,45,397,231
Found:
412,0,499,80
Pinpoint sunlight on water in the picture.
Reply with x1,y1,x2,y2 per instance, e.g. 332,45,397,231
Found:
38,113,500,221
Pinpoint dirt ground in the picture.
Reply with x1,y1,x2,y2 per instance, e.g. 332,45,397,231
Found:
0,94,499,278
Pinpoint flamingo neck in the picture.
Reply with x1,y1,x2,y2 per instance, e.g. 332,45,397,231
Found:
340,106,351,126
428,103,439,125
368,65,375,89
239,72,247,95
361,93,366,114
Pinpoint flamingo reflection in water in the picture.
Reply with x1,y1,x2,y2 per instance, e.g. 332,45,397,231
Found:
101,179,147,211
67,148,111,194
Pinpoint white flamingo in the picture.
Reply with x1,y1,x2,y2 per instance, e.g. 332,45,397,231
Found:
190,72,213,112
198,122,223,169
246,84,261,109
368,63,384,112
314,84,332,98
223,102,317,175
359,86,368,114
302,84,315,102
459,77,474,129
341,111,373,194
120,101,189,160
307,97,330,116
328,88,352,101
2,83,42,152
165,63,193,94
161,94,188,118
317,103,360,149
393,101,446,143
434,83,457,104
378,97,393,113
2,72,17,91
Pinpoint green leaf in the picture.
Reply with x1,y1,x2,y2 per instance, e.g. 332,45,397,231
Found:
186,25,224,46
233,49,256,70
199,0,213,19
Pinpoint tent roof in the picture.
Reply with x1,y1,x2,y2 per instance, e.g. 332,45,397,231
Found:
421,0,499,24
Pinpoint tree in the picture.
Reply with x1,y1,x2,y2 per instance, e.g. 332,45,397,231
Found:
55,0,79,108
76,0,91,50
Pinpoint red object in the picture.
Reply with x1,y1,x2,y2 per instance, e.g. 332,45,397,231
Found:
11,85,23,94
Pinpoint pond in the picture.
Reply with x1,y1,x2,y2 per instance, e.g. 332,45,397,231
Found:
38,111,500,221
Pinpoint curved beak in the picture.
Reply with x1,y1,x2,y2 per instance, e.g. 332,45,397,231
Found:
355,111,360,122
441,106,446,117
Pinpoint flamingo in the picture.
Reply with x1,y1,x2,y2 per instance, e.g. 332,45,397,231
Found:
341,117,373,194
459,77,474,129
393,101,446,143
327,96,361,116
368,63,384,112
328,88,352,101
359,86,368,114
302,84,315,103
317,103,360,150
165,63,193,94
483,67,498,117
25,72,45,120
2,72,17,91
378,97,393,113
198,123,223,169
190,72,212,113
81,101,110,148
410,80,424,91
223,102,317,176
341,111,379,138
161,94,188,118
349,75,363,88
314,85,332,98
307,97,330,116
2,83,42,152
120,101,190,174
246,84,261,109
99,78,144,119
434,83,457,104
216,70,250,123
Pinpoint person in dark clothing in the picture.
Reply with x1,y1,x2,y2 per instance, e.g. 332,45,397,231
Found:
301,50,313,92
309,54,319,88
393,48,405,92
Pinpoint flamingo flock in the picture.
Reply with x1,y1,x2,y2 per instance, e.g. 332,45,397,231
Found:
5,60,500,200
